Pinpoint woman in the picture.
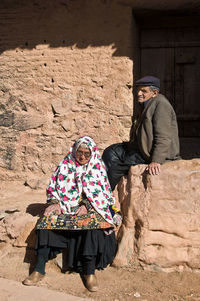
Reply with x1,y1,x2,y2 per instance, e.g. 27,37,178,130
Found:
23,136,121,292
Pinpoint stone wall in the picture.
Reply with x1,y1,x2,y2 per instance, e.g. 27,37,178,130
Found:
0,0,134,184
113,159,200,272
1,159,200,274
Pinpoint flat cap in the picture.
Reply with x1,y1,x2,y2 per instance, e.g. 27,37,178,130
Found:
135,76,160,89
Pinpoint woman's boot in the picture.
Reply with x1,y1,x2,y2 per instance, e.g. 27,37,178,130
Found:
83,274,98,292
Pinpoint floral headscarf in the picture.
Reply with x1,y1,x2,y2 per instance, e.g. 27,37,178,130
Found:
47,136,115,224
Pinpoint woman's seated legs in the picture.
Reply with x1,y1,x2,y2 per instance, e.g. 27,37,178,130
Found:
34,246,50,275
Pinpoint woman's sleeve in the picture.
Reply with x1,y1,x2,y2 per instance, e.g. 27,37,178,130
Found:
109,205,122,226
46,158,65,203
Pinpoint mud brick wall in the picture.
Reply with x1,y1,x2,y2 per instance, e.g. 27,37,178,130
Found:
0,0,134,183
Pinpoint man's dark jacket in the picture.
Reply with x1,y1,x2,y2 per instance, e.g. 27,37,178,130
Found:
135,93,180,164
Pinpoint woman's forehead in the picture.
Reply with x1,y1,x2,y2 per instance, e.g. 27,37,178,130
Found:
77,145,91,152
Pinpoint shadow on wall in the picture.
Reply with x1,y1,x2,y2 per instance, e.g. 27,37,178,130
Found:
0,0,132,57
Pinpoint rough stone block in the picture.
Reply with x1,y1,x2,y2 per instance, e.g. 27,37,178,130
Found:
114,159,200,272
2,212,38,248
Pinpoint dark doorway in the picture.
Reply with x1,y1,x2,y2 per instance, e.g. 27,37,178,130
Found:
136,13,200,159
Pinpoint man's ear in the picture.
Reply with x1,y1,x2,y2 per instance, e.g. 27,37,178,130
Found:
153,90,159,97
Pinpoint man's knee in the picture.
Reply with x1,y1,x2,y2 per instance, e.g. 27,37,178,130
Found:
102,145,116,167
102,143,126,166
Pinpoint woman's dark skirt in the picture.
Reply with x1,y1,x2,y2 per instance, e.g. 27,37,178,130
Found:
35,228,117,272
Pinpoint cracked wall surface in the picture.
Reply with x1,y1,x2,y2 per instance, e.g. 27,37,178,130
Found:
113,159,200,272
0,0,134,184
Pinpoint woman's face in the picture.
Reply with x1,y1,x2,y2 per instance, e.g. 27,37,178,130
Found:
75,146,91,165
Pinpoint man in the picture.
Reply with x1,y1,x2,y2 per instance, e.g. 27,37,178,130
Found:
102,76,181,190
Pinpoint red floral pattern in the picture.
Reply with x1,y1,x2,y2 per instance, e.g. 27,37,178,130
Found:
46,136,116,224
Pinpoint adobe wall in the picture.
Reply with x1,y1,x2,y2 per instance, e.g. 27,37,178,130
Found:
0,0,198,188
0,0,134,185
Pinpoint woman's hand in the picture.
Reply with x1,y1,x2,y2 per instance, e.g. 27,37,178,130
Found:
113,213,122,227
44,204,61,216
75,204,88,216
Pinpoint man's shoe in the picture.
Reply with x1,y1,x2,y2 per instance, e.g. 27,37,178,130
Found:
83,274,98,292
23,271,44,286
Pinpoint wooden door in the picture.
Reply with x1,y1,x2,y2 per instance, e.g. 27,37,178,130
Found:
139,16,200,139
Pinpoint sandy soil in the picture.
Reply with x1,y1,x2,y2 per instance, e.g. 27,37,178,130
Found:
1,182,200,301
1,247,200,301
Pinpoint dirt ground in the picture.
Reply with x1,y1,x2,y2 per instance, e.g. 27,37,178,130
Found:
1,183,200,301
1,247,200,301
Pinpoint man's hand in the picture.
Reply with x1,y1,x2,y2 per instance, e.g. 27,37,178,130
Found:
75,204,88,216
44,204,61,216
146,162,161,175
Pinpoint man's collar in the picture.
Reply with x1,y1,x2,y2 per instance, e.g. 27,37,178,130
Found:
143,99,150,107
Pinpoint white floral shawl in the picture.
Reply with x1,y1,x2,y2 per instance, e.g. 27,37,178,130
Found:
47,136,115,224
